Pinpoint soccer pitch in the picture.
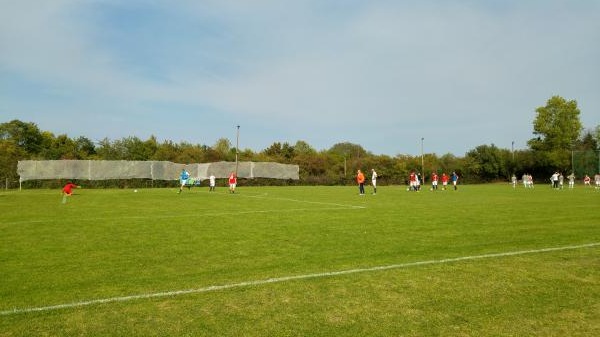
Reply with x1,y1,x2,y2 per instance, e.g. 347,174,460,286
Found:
1,185,599,336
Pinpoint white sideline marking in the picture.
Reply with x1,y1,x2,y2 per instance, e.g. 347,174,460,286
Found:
2,242,598,316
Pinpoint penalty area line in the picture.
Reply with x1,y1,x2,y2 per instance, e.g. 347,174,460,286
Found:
2,242,598,316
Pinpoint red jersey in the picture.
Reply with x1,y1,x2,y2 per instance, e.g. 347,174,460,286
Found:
62,183,78,195
409,172,416,182
432,173,438,181
441,174,449,183
228,173,237,184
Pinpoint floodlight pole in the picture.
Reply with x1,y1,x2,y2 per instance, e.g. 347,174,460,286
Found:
512,141,515,175
511,141,514,160
420,137,424,181
235,125,240,177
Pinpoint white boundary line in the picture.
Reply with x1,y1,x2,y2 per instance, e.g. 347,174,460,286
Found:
2,242,598,316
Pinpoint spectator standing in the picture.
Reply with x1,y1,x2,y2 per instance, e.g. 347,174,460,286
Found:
357,170,366,195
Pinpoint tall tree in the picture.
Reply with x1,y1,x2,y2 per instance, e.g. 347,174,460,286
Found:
293,140,316,156
465,144,506,182
527,96,583,172
579,130,598,151
47,134,77,159
152,140,180,161
328,142,368,158
120,136,155,160
263,142,284,160
528,96,582,151
0,140,26,182
212,138,232,160
74,136,96,158
0,120,44,154
95,138,122,160
595,125,600,149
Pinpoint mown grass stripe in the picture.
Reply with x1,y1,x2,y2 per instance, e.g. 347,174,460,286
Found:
2,206,365,226
2,242,597,316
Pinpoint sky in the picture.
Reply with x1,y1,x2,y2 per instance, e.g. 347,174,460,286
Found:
1,0,599,156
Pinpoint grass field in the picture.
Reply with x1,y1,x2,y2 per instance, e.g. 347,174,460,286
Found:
1,184,599,336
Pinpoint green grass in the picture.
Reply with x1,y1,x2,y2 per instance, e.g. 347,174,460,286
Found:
1,184,599,336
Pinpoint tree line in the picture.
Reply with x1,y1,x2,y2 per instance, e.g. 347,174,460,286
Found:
1,96,598,188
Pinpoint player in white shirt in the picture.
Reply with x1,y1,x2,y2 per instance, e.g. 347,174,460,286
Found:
371,169,378,195
209,175,216,192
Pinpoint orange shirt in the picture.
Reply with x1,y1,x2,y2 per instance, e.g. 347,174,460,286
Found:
357,172,365,184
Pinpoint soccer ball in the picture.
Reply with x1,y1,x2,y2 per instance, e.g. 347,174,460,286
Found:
134,189,138,193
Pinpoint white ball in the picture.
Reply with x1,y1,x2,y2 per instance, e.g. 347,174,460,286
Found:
134,189,138,193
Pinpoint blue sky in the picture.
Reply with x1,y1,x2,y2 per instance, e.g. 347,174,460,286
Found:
1,0,599,156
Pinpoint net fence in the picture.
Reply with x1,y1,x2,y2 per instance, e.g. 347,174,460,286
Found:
17,160,299,181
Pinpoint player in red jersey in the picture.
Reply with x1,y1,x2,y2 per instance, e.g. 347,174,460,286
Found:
61,181,79,203
441,173,449,190
431,172,439,191
409,171,417,191
228,172,237,193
